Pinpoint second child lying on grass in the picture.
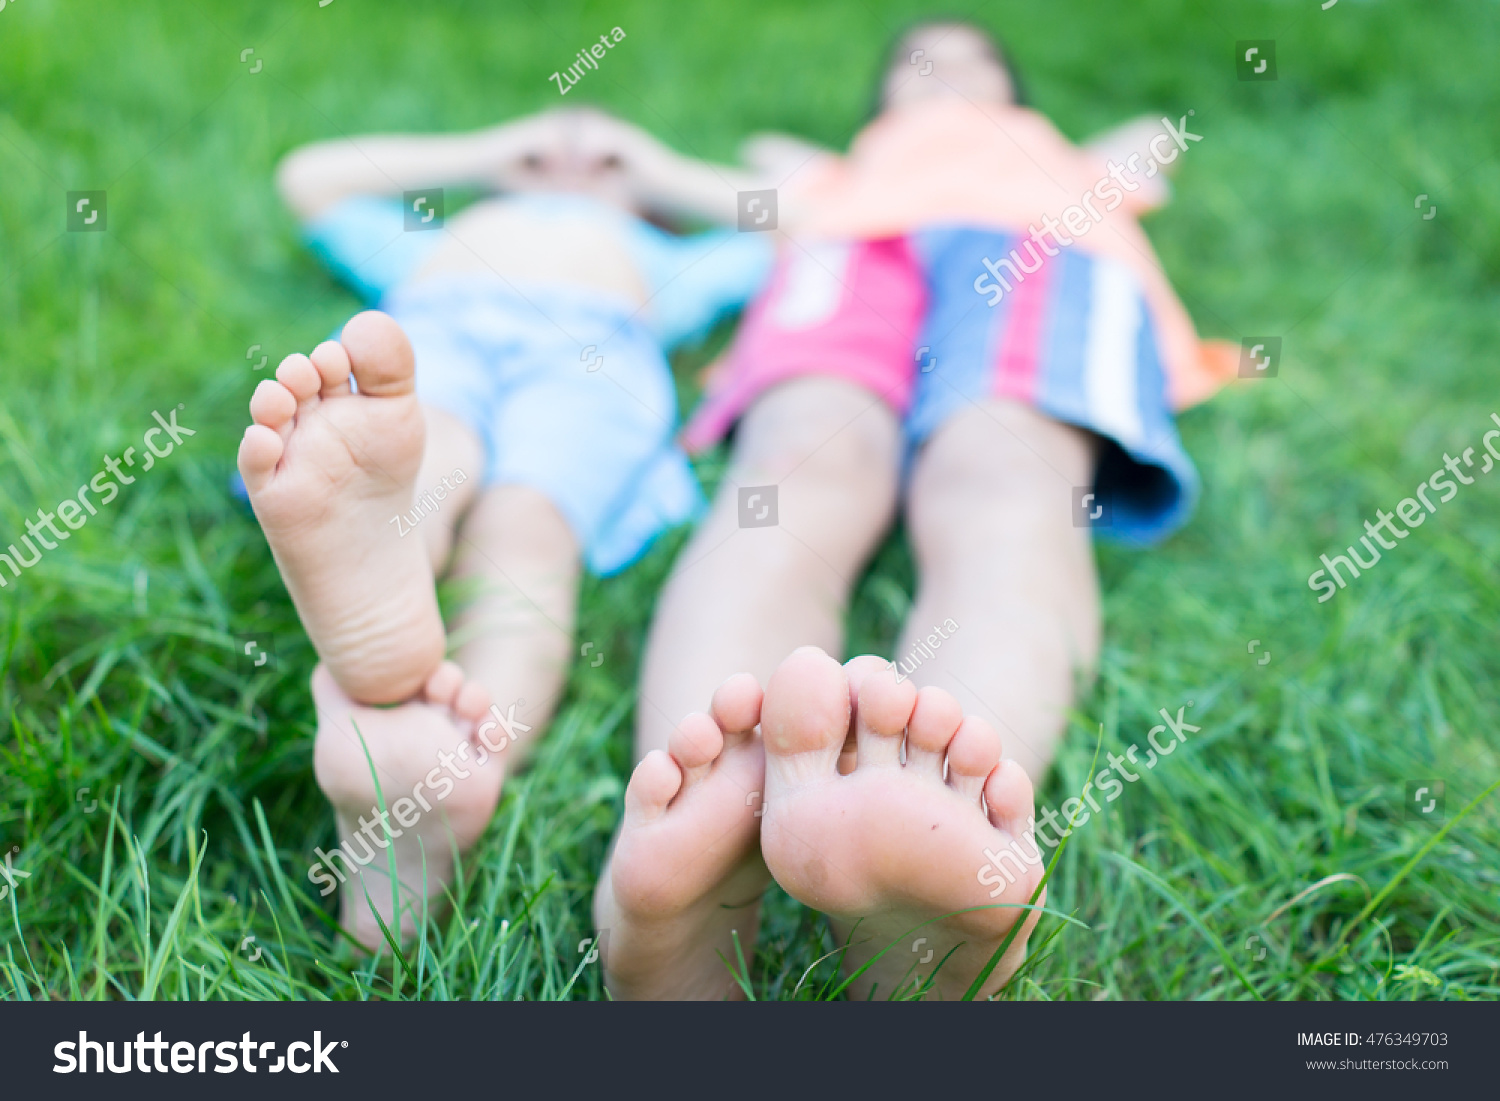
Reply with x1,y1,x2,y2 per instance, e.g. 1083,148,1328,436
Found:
596,20,1237,1000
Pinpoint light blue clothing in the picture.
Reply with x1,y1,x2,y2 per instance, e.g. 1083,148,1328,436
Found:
299,193,771,575
382,275,701,575
302,193,773,350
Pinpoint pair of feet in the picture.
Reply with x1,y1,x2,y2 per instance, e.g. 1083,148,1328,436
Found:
598,647,1045,1001
304,643,1047,1000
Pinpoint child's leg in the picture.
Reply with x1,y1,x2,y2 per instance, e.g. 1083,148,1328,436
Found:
411,406,485,571
634,375,903,754
411,402,579,760
900,398,1101,780
595,375,902,999
251,209,655,942
445,483,581,765
240,315,571,944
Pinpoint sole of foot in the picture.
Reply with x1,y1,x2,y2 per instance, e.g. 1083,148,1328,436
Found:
237,310,445,704
594,674,771,1000
311,661,503,949
759,647,1044,1001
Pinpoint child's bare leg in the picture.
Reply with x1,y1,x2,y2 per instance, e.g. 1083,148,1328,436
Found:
595,375,901,999
412,406,486,572
900,398,1101,780
246,327,579,933
635,376,902,752
445,484,581,765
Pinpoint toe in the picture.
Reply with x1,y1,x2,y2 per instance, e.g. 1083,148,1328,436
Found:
668,712,725,788
852,660,916,769
760,646,850,774
840,655,891,770
843,654,896,701
946,715,1003,803
905,686,964,777
623,749,683,825
340,310,416,398
237,424,285,494
710,672,763,742
423,661,464,706
274,352,323,403
248,378,297,435
453,679,491,725
984,758,1037,840
309,339,353,397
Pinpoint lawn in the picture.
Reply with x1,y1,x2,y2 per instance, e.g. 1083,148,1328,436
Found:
1,0,1497,1001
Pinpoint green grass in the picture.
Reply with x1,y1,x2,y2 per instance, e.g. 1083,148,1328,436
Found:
2,0,1498,1001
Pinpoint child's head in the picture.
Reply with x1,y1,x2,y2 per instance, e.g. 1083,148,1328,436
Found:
506,108,640,214
878,20,1025,111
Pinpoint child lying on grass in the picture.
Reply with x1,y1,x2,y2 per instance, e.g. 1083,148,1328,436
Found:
593,20,1237,1000
239,106,772,945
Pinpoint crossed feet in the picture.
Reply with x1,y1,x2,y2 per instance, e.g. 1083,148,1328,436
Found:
239,311,502,948
598,647,1044,1001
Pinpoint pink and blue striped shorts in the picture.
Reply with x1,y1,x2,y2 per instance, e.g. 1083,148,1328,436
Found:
682,228,1199,544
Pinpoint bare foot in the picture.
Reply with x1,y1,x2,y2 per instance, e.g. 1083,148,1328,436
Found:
759,647,1044,1000
593,674,771,1000
310,661,503,948
238,311,445,704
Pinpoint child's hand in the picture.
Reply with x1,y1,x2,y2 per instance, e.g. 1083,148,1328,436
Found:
1082,115,1175,212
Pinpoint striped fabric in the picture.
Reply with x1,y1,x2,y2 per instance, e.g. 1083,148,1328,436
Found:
683,227,1199,544
909,227,1197,543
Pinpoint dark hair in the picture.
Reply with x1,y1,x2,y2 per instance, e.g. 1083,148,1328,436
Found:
873,18,1028,116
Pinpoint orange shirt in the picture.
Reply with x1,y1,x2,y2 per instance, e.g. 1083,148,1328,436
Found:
779,97,1234,409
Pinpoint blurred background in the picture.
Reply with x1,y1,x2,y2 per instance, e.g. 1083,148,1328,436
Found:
0,0,1496,1000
